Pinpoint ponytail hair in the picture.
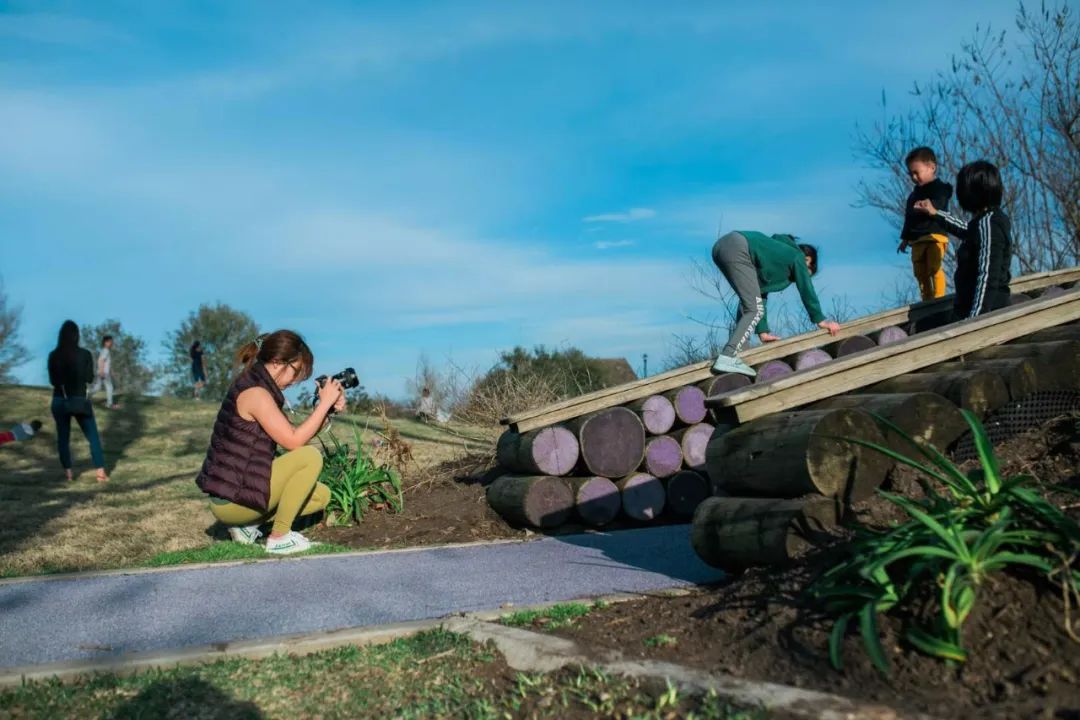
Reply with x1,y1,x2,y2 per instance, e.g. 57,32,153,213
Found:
236,329,314,381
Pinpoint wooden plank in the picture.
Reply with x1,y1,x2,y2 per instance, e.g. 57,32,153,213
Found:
709,292,1080,423
502,267,1080,432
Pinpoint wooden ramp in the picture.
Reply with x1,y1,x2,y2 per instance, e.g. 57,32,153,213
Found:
502,267,1080,433
488,267,1080,569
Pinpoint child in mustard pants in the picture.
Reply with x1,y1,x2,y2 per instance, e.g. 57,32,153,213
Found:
899,147,953,300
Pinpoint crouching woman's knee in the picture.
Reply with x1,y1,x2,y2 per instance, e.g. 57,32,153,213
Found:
294,444,323,470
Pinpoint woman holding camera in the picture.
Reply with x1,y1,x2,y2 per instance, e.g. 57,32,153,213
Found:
196,330,344,554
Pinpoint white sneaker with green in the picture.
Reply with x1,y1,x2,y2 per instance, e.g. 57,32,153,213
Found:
711,354,757,377
227,524,262,544
265,531,312,555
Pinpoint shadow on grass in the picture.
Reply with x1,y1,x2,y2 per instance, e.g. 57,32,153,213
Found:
144,540,353,568
106,677,263,720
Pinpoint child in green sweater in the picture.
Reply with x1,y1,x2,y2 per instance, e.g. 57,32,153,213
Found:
710,231,841,377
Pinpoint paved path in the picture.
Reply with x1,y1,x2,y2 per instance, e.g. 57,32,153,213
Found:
0,525,721,670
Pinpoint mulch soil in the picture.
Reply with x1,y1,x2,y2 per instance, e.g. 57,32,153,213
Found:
545,415,1080,719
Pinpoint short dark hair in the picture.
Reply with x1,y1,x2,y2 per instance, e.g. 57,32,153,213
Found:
955,160,1003,213
102,335,114,345
799,243,818,275
905,146,937,166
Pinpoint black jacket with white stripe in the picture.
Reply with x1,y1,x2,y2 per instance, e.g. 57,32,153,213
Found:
936,208,1012,319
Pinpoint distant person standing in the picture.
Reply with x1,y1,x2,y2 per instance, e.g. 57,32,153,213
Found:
710,231,841,377
416,387,436,423
48,320,109,482
898,147,954,300
91,335,119,409
191,341,207,399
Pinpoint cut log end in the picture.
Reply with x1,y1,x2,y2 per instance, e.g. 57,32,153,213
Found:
826,335,876,358
673,422,715,469
754,360,794,384
627,395,677,435
791,348,832,371
568,476,621,527
872,326,908,346
665,470,710,518
665,385,707,425
496,426,580,477
640,435,684,478
617,472,666,521
566,407,646,479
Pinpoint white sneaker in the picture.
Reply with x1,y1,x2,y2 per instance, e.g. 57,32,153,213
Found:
711,354,757,377
227,524,263,545
265,531,312,555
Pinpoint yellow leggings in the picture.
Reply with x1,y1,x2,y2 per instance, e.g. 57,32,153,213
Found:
911,234,949,300
209,446,330,536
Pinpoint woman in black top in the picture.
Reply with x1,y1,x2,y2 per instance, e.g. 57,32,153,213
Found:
47,320,108,482
190,341,206,399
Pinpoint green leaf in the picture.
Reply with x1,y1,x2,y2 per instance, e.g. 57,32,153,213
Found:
829,614,850,670
880,492,971,561
963,410,1002,494
858,603,890,675
906,626,967,662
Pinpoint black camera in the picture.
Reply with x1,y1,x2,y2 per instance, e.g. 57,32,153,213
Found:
313,367,359,412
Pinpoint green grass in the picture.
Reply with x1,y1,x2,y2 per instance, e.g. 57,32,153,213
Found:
0,629,768,720
644,634,679,648
0,383,491,578
143,540,354,567
501,601,601,630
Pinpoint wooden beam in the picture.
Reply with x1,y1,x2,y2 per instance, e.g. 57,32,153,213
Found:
501,267,1080,432
708,291,1080,423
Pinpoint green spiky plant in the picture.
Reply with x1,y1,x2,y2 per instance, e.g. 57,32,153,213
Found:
318,427,403,526
813,410,1080,674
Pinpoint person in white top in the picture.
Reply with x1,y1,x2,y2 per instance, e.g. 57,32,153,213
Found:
91,336,119,409
416,387,437,423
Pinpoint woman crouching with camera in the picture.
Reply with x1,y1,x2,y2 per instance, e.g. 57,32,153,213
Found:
195,330,344,554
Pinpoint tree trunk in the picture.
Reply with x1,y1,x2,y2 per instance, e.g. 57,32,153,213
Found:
664,385,707,425
754,360,793,383
664,470,710,518
691,496,840,570
872,326,908,346
486,475,573,528
639,435,683,478
568,476,621,527
812,392,967,454
706,408,890,502
616,472,666,521
564,407,646,478
972,340,1080,391
671,422,715,469
921,358,1041,400
863,370,1009,419
790,348,832,371
625,394,677,435
496,427,579,476
825,335,876,357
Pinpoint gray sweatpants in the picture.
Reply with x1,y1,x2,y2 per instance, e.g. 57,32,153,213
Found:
712,232,765,356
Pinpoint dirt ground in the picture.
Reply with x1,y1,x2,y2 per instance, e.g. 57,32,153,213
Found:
542,415,1080,719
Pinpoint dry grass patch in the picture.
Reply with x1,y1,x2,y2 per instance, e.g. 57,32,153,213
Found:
0,384,495,577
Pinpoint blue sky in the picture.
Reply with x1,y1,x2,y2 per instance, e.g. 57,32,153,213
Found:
1,1,1018,397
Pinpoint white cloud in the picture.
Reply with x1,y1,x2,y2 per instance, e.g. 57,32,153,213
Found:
583,207,656,223
594,239,635,250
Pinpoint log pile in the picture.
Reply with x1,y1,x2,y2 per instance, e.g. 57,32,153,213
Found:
485,284,1079,561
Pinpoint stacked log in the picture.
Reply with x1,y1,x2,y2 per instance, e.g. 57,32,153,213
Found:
698,373,751,398
565,408,645,478
790,348,832,371
825,335,875,358
871,326,908,346
626,395,677,435
568,477,621,527
691,496,840,570
672,422,714,470
664,386,707,425
972,340,1080,390
813,392,967,454
487,475,573,528
639,435,683,478
1017,325,1080,344
706,408,891,503
664,470,710,518
496,427,579,476
755,360,794,383
617,472,666,521
864,369,1009,419
921,358,1041,400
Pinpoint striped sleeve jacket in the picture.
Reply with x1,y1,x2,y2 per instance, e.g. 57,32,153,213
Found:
935,208,1013,319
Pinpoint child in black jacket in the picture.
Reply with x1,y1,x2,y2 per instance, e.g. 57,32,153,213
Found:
915,160,1012,320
